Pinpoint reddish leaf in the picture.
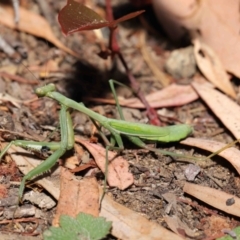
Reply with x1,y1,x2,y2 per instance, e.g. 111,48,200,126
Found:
58,0,145,35
75,137,133,190
58,0,107,35
86,83,198,109
109,10,145,27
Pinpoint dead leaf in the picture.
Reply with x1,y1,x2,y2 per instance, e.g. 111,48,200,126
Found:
0,92,22,108
152,0,240,78
53,169,99,226
86,83,198,109
183,182,240,217
164,215,198,238
100,190,185,240
75,137,133,190
181,137,240,175
7,144,183,239
192,77,240,139
0,4,79,59
0,71,38,85
64,155,79,169
38,59,60,78
70,160,97,173
193,38,236,98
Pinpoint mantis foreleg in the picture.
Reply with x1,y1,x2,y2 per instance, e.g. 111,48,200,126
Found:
18,104,73,200
0,104,74,201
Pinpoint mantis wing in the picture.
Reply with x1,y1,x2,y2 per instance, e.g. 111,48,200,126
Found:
108,120,192,142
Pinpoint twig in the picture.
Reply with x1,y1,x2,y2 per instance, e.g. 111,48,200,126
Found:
0,36,21,62
0,35,15,56
11,0,20,24
35,0,55,25
139,31,171,87
105,0,161,126
0,71,39,85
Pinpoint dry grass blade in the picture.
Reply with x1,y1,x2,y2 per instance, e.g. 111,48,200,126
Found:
139,31,171,87
0,4,80,59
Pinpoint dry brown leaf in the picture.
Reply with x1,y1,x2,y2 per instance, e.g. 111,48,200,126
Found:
52,169,99,226
152,0,199,41
0,92,22,108
64,155,79,169
100,190,185,240
192,77,240,139
152,0,240,78
183,182,240,217
38,59,60,78
75,137,133,190
50,171,185,240
0,4,79,59
181,137,240,175
193,38,236,98
7,145,183,239
70,161,97,173
0,65,18,75
87,83,198,109
164,215,198,238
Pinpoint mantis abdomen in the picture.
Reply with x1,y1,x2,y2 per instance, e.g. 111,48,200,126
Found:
108,120,192,142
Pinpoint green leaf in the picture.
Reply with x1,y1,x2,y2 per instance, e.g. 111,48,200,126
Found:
43,212,112,240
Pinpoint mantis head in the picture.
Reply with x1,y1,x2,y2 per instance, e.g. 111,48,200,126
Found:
35,84,56,97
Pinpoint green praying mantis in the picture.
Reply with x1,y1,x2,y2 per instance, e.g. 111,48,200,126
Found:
0,80,196,202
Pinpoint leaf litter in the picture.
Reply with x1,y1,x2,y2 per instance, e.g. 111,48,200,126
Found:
1,1,240,239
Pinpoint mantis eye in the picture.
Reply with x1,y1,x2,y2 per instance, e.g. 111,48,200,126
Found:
41,146,51,153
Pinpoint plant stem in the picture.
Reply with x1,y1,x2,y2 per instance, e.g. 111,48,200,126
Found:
105,0,161,126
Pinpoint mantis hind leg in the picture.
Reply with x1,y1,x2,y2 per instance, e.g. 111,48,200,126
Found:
99,131,124,205
109,80,198,161
99,144,123,205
